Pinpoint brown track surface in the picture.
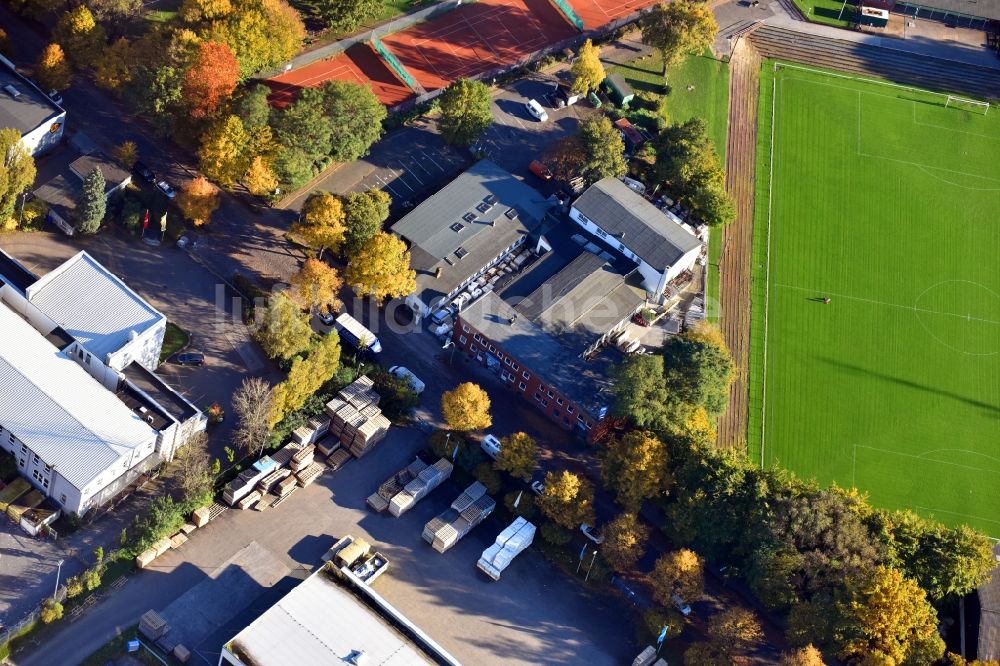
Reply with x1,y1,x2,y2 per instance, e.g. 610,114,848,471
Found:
716,37,761,451
267,44,413,107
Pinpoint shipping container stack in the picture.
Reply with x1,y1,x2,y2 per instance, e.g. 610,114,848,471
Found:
423,481,496,553
388,458,453,517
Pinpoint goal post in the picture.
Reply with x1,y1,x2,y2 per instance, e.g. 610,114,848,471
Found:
945,95,990,114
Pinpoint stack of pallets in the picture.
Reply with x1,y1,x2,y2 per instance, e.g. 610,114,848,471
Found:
257,468,291,495
388,458,453,517
295,461,325,487
424,482,496,553
326,448,352,471
270,442,303,468
139,610,169,640
289,445,315,472
367,458,429,512
323,377,393,459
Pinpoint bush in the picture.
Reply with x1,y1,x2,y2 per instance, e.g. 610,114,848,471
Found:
40,599,63,624
83,567,101,591
473,462,503,495
503,490,537,519
540,521,573,545
632,90,662,111
369,367,419,422
641,607,683,642
65,575,84,599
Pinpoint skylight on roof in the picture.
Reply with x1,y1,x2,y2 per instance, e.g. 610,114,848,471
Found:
455,247,468,259
462,212,477,223
484,194,497,205
476,202,492,214
504,207,518,220
450,222,465,233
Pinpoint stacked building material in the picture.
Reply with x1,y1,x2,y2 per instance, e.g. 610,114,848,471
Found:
270,442,303,468
315,434,340,457
387,458,452,517
424,482,495,553
275,475,298,497
477,517,536,580
139,611,169,640
295,461,324,487
326,449,352,471
256,468,291,494
368,458,429,512
349,415,390,458
323,377,392,459
223,456,276,506
236,490,261,510
289,445,315,472
292,416,332,445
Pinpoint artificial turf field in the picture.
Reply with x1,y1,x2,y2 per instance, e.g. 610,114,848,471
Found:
749,62,1000,536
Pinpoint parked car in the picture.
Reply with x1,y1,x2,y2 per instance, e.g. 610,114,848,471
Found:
156,180,176,199
430,306,454,325
134,161,155,183
388,366,425,394
580,523,604,544
525,99,548,122
318,309,336,326
529,160,553,180
671,594,692,616
47,90,63,106
175,352,205,366
530,480,545,496
480,434,502,460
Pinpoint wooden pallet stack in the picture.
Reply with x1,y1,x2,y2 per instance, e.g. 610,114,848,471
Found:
367,458,429,512
257,468,291,495
295,461,325,487
322,377,393,460
289,444,315,472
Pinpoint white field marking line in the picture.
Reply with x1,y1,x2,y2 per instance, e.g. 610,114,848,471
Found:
760,73,778,468
774,283,1000,326
772,60,988,101
912,164,1000,192
857,444,1000,477
386,167,416,192
399,161,424,185
912,101,1000,140
373,173,401,198
916,506,1000,531
917,448,1000,466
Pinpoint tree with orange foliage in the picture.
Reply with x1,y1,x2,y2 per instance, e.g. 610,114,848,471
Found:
176,176,220,226
35,43,71,91
183,41,239,119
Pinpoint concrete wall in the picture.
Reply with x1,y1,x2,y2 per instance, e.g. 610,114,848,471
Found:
21,110,65,156
107,319,166,372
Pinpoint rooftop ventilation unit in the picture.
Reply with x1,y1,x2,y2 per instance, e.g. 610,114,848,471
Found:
450,222,465,233
462,212,477,223
3,84,21,98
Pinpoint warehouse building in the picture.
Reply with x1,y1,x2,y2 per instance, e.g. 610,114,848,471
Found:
0,54,65,156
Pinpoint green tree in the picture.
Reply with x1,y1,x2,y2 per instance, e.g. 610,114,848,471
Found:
441,382,492,432
35,43,71,91
473,462,503,495
316,0,380,31
651,549,704,604
345,231,416,301
439,78,493,147
88,0,144,21
40,598,63,624
53,5,106,68
746,544,803,611
342,188,390,257
570,39,605,95
254,291,315,361
199,115,252,187
273,145,314,189
661,324,734,418
174,431,213,505
321,80,386,162
600,512,650,573
601,430,669,511
654,118,734,227
268,331,341,426
0,128,37,226
76,167,106,234
494,432,537,481
641,1,717,75
292,193,346,258
611,354,673,433
537,470,595,530
234,83,273,131
273,87,332,166
542,134,586,182
836,566,943,665
578,116,626,183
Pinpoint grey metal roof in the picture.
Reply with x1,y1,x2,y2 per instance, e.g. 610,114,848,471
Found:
460,249,646,415
391,160,551,308
897,0,1000,19
0,58,60,136
69,153,132,193
228,568,458,666
0,246,38,293
0,303,158,489
572,178,701,269
27,251,164,363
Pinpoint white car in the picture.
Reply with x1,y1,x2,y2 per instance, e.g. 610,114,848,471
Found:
156,180,176,199
530,480,545,496
480,434,502,460
525,99,548,122
388,366,425,394
580,523,604,545
671,594,692,617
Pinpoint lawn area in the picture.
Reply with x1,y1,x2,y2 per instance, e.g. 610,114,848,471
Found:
81,626,168,666
750,62,1000,536
159,321,189,363
791,0,855,27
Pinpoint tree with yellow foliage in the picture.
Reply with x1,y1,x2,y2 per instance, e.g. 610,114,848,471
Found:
537,470,596,530
289,258,342,315
113,141,139,170
198,115,251,188
93,38,133,91
244,156,278,196
651,549,704,605
35,44,71,91
292,193,346,258
54,6,106,68
780,645,824,666
344,231,415,301
570,39,605,96
441,382,491,432
494,432,537,481
176,176,220,227
601,430,669,511
600,512,649,573
268,331,341,426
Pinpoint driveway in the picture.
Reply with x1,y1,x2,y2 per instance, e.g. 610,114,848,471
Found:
0,522,81,635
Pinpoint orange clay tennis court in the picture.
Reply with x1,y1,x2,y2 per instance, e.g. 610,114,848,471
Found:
567,0,660,31
380,0,576,92
266,43,413,108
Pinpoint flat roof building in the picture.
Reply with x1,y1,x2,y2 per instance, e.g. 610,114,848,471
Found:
220,565,460,666
32,152,133,236
391,159,552,319
0,54,65,156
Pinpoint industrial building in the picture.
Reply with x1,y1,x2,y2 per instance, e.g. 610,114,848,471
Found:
0,54,65,156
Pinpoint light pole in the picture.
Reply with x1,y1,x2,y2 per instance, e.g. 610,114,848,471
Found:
53,559,64,599
442,340,456,365
584,550,598,581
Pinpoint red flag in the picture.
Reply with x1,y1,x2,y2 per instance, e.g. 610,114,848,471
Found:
142,210,149,230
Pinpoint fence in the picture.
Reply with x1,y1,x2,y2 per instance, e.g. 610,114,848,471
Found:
371,35,421,92
1,585,66,653
549,0,585,31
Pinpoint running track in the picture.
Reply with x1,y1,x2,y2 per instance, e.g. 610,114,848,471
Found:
266,43,413,107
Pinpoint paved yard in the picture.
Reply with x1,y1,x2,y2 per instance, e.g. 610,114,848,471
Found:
0,523,80,632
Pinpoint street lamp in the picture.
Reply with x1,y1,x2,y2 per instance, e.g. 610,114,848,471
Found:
53,559,64,599
442,340,456,365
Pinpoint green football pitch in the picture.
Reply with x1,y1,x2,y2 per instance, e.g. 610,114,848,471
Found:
749,62,1000,536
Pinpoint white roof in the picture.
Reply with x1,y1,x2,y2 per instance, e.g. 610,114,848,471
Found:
230,571,449,666
26,251,163,362
0,303,157,489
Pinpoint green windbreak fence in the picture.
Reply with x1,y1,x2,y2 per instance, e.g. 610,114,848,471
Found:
370,36,418,91
550,0,585,31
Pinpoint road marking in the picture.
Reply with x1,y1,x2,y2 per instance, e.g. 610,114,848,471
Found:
388,169,416,193
400,162,424,184
373,174,401,197
409,156,433,177
422,150,445,171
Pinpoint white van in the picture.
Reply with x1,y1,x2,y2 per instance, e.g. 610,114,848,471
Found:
525,99,548,122
480,434,502,459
